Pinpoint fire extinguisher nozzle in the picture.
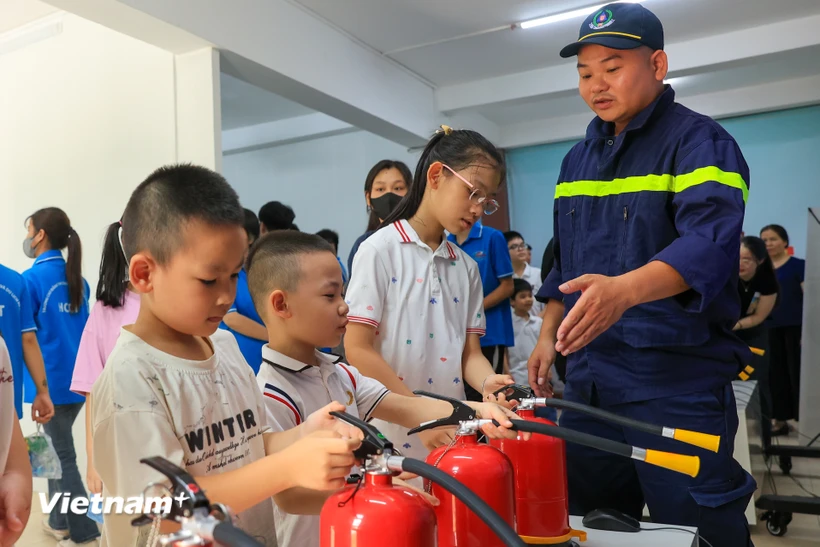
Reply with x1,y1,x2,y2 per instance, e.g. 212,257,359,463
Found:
672,429,721,453
642,449,701,478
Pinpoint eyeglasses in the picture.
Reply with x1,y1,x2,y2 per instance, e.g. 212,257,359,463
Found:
441,164,499,216
508,243,527,251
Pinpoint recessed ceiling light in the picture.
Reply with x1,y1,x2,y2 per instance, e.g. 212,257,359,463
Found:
519,1,646,30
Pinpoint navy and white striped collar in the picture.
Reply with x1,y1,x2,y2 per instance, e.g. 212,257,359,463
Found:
261,345,342,373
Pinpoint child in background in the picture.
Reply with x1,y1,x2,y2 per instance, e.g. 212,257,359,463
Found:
0,334,33,547
91,165,360,547
505,231,543,316
222,208,268,372
246,231,520,547
22,207,98,546
70,218,141,498
508,279,558,421
448,219,514,401
344,126,515,463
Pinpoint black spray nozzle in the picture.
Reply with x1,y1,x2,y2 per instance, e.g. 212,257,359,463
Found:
329,411,393,460
406,390,477,435
492,385,720,453
130,457,211,527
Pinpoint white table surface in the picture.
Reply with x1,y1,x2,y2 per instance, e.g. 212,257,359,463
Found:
569,515,698,546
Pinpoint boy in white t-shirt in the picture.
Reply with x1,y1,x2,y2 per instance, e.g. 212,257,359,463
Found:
91,165,360,547
245,231,521,547
508,279,543,385
0,335,33,546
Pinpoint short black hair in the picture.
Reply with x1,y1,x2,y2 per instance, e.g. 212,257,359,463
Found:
504,231,524,243
259,201,296,231
244,208,260,243
246,231,334,319
512,278,533,299
316,229,339,252
122,164,244,264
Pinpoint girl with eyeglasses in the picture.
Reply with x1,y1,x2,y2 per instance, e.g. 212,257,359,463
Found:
344,126,514,464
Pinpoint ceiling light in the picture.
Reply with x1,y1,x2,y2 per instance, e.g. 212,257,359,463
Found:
519,1,646,30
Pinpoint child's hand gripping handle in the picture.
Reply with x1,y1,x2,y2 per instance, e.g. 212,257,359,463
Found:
406,390,477,435
328,411,393,460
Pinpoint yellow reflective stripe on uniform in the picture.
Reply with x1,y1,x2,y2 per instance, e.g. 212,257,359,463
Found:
555,166,748,203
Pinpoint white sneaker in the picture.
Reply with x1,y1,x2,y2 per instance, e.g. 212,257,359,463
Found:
58,539,100,546
41,518,69,540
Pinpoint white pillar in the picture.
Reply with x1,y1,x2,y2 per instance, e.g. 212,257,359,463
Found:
798,208,820,445
174,47,222,172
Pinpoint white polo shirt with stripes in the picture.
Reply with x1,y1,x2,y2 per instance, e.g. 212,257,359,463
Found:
345,219,486,463
256,345,389,547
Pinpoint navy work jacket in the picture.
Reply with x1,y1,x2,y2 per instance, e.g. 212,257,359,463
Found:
540,86,751,405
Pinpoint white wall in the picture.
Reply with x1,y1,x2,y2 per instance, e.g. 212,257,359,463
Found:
0,12,220,490
223,130,420,261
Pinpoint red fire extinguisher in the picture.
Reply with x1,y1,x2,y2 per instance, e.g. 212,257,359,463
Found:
407,392,516,547
320,412,527,547
409,390,707,547
490,384,721,545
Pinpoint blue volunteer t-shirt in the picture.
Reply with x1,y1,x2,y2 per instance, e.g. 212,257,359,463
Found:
0,263,38,417
22,250,89,406
222,269,265,373
448,221,514,347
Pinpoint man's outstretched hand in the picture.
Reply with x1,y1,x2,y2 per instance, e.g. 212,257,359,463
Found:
555,274,633,356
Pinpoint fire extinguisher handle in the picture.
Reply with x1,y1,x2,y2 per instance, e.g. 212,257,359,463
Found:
492,383,533,401
329,411,393,459
406,391,478,434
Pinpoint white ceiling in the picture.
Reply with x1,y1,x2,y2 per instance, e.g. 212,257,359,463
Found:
480,44,820,125
220,72,315,130
205,0,820,148
294,0,820,86
0,0,58,34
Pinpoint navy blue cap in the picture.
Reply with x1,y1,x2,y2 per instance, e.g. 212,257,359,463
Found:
560,3,664,58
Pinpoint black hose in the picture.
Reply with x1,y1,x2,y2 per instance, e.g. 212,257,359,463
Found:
401,458,526,547
500,419,633,459
539,398,664,437
212,521,265,547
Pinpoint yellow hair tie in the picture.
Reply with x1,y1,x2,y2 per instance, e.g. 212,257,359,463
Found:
438,124,453,136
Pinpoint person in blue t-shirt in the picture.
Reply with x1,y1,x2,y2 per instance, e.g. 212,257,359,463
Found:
760,224,805,436
0,263,53,422
22,207,99,545
222,208,267,373
449,219,514,401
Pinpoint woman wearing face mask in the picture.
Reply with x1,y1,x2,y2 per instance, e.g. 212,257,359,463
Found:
347,160,412,276
22,208,99,545
734,236,778,444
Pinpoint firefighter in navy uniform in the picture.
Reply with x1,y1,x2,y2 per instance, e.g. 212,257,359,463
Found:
528,4,757,546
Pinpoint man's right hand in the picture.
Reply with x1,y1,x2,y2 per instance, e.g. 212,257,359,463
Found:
527,340,556,398
285,431,360,491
